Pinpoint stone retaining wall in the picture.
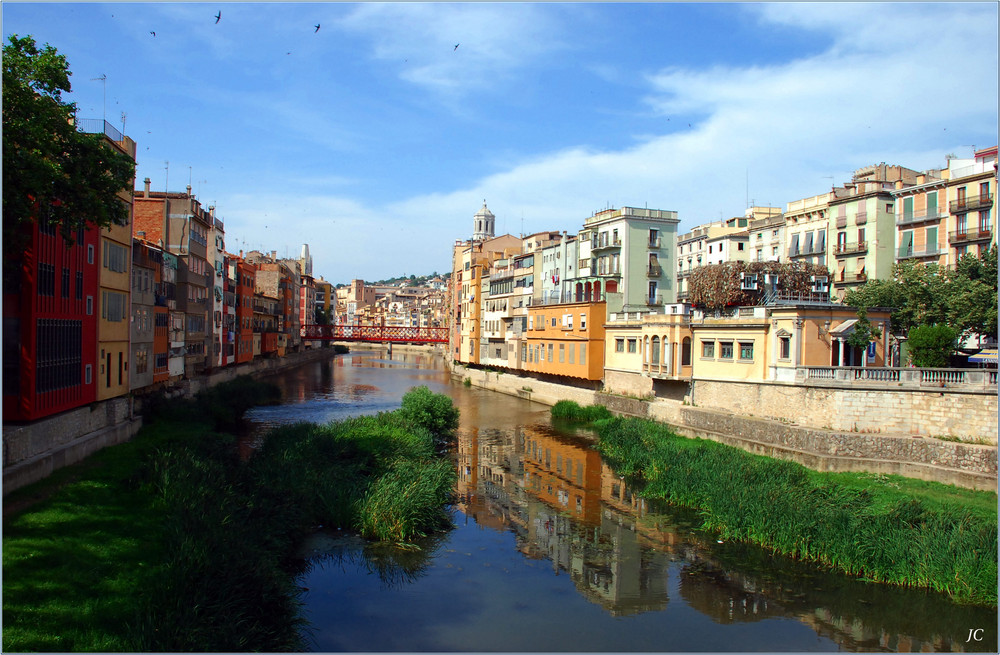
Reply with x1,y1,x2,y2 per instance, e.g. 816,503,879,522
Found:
451,362,997,491
690,379,998,443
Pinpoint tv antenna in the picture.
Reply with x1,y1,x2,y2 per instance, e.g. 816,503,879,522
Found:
90,74,106,123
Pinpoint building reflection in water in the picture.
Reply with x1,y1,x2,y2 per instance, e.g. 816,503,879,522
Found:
453,411,994,652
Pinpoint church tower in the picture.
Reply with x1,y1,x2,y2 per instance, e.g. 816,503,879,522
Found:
472,200,495,242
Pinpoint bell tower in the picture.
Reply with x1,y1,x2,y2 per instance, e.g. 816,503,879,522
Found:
472,200,495,242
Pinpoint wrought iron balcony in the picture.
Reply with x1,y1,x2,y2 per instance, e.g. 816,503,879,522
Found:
834,241,868,256
591,238,621,252
950,193,993,214
647,264,662,277
949,227,993,243
897,246,942,260
897,208,945,226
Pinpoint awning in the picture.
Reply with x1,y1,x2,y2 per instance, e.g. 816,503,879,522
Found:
968,348,998,364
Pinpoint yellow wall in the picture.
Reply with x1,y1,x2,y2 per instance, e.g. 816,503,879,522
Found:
523,302,605,380
97,218,132,400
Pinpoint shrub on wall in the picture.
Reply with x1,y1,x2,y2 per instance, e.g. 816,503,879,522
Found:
907,324,958,368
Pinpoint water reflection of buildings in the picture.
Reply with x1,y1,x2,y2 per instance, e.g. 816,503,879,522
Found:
453,417,992,651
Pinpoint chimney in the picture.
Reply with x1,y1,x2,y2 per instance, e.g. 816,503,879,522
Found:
143,177,151,197
186,184,192,198
239,250,243,258
271,250,277,260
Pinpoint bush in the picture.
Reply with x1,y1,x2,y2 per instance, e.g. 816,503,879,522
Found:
551,400,613,423
399,386,459,443
907,324,958,367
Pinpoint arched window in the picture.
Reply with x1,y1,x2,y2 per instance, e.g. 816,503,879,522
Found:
651,336,661,365
682,337,691,366
575,282,583,302
594,281,602,301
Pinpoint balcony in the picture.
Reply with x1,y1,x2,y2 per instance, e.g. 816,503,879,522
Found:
648,237,662,249
647,264,662,277
646,293,663,306
897,208,945,226
897,246,942,260
950,193,993,214
836,272,867,284
834,241,868,256
950,227,993,243
591,238,621,252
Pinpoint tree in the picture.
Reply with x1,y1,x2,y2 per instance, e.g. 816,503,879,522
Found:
907,324,957,367
688,260,829,312
3,35,135,258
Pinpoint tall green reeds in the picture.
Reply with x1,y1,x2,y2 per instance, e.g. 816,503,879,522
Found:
4,382,460,652
554,401,998,606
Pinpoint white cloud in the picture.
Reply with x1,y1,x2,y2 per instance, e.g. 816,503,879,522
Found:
336,3,568,100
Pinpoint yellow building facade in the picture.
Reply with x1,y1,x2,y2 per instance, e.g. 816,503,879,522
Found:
523,301,606,380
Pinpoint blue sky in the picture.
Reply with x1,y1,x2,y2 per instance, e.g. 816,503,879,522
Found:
4,2,998,284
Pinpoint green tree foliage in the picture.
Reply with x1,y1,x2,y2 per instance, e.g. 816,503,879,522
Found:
399,386,459,444
845,248,998,340
2,35,135,256
844,307,882,351
688,260,830,311
907,324,958,367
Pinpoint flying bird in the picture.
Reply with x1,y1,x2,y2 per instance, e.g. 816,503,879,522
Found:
150,31,156,37
454,43,460,50
314,24,320,32
215,11,221,24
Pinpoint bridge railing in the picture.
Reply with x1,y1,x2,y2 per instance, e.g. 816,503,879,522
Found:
301,323,449,344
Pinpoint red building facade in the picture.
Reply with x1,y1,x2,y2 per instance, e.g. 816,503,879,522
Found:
3,215,99,421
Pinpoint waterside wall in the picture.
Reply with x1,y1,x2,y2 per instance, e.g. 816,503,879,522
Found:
451,363,998,492
2,346,339,496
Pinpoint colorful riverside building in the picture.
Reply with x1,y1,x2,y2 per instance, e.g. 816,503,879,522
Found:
2,120,136,421
892,147,997,271
133,180,214,378
130,238,161,392
450,202,522,364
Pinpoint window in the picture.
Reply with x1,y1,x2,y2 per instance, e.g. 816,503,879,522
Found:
779,336,791,360
627,338,637,353
701,341,714,358
86,296,93,315
579,313,586,330
737,242,745,251
102,291,127,322
580,343,586,366
61,267,70,298
719,341,734,359
979,211,992,231
103,240,127,272
38,263,55,296
547,344,553,362
34,319,82,393
858,227,866,245
75,272,83,300
739,341,754,360
615,338,625,352
87,244,95,264
558,344,565,363
568,343,575,364
551,317,557,327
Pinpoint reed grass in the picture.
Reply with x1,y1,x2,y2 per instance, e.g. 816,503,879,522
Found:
4,382,459,651
555,401,998,606
551,399,613,423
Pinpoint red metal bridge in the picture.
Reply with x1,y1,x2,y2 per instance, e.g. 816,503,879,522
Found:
301,323,449,344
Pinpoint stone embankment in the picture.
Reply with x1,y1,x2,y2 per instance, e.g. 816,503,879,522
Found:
451,363,998,492
2,346,339,496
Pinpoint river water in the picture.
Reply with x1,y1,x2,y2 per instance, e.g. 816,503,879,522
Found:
246,348,997,653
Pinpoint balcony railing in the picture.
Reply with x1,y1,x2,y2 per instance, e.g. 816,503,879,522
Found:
648,237,662,248
950,193,993,214
798,366,996,390
897,246,942,260
647,264,662,277
592,238,622,251
950,227,993,243
836,272,867,284
834,241,868,256
897,208,945,226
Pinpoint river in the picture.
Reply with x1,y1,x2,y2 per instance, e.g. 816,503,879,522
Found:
246,347,997,653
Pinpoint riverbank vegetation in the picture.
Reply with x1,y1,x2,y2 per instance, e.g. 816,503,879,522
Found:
554,401,998,606
3,378,459,652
